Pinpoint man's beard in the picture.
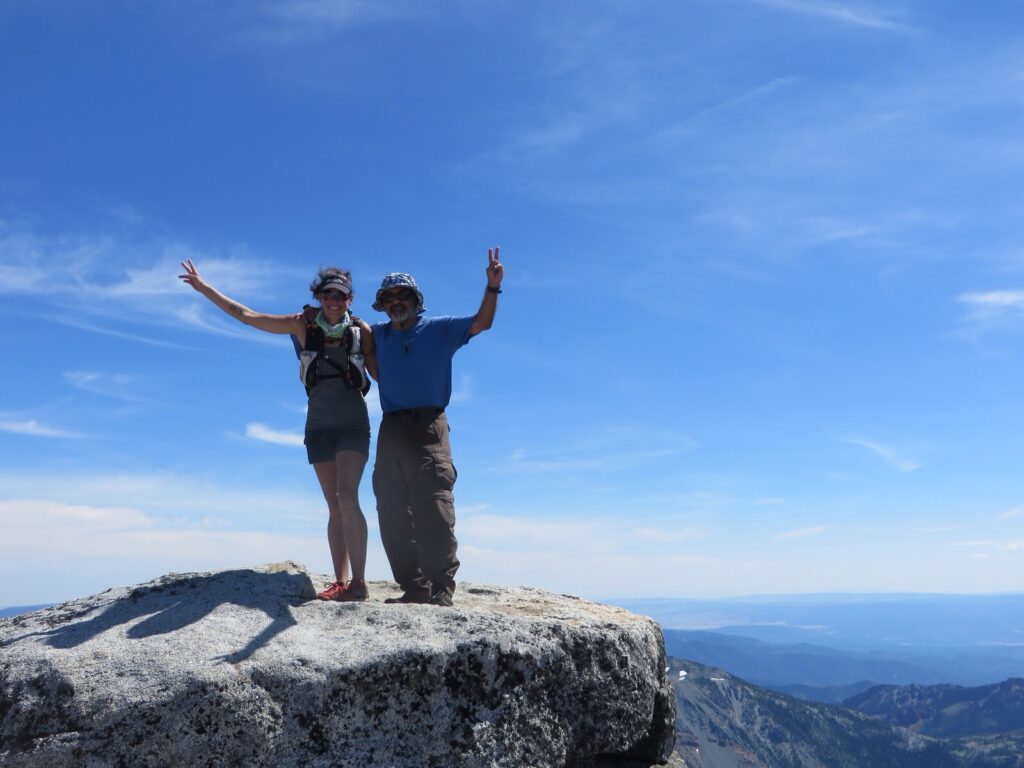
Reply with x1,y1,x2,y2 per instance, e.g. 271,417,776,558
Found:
387,305,413,324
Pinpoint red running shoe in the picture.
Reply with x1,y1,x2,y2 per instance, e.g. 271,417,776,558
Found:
317,579,369,602
337,579,368,602
316,581,348,601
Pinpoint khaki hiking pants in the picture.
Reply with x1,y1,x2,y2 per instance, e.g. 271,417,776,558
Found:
372,408,460,597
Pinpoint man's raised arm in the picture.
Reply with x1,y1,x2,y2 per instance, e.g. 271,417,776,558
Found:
470,246,504,336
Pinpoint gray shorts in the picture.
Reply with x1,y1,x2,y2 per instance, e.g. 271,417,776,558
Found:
305,428,371,464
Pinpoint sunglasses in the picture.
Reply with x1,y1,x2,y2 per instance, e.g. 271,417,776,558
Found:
319,290,350,301
381,289,416,303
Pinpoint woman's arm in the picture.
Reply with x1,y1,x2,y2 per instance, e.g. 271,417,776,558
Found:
179,260,305,340
359,320,378,380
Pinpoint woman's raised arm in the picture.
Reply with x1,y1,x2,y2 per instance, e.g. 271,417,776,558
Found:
179,259,305,338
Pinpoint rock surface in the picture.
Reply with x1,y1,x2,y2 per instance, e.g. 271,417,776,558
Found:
0,562,675,767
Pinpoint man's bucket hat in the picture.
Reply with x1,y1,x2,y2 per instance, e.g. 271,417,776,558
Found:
373,272,426,314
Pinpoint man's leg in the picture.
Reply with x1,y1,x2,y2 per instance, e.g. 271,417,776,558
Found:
409,413,460,601
373,415,429,597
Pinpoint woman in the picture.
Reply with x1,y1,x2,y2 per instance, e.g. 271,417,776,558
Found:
179,259,375,602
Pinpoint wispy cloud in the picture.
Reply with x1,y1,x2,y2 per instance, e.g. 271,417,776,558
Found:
1000,506,1024,520
215,0,421,48
0,222,297,344
960,291,1024,308
245,422,304,447
839,437,922,472
459,512,709,555
476,14,662,165
745,0,918,33
0,470,321,524
63,370,155,403
450,373,472,404
0,224,279,299
0,497,347,603
775,525,830,541
505,428,697,474
661,76,800,138
0,499,155,531
0,491,726,601
797,216,875,243
43,315,198,350
460,514,613,551
268,0,397,26
634,526,707,543
958,290,1024,334
0,419,82,439
914,525,962,534
691,209,879,254
953,538,1024,553
511,115,592,157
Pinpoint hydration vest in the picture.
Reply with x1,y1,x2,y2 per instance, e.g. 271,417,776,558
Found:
298,317,371,396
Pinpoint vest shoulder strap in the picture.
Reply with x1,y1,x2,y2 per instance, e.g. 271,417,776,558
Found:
304,322,325,352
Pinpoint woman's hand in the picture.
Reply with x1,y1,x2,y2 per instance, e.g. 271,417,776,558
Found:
178,259,209,293
178,258,304,337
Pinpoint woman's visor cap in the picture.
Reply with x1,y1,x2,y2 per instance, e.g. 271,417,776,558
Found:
317,277,352,295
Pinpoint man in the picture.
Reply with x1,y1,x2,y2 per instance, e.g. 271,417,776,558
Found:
371,248,503,606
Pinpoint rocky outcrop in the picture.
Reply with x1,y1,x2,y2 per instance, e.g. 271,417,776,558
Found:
0,562,675,767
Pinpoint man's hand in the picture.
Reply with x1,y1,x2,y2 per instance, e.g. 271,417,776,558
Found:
471,247,503,335
301,304,318,324
486,247,504,288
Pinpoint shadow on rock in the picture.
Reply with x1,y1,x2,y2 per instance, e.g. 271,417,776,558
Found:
3,567,313,663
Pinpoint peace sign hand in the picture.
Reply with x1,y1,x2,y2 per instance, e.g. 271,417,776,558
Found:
486,246,504,288
178,259,209,293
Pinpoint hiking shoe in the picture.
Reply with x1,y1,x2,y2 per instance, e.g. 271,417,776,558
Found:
384,590,430,605
335,580,369,602
316,581,348,601
429,589,453,607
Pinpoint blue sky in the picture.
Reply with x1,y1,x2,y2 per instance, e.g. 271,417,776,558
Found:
2,0,1023,606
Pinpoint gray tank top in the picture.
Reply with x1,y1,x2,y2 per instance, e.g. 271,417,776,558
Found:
305,345,370,432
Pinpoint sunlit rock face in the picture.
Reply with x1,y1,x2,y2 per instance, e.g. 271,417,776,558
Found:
0,562,675,768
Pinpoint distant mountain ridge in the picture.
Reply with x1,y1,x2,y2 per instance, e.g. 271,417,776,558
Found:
844,678,1024,738
615,593,1024,650
0,605,49,619
670,658,1024,768
663,629,1024,702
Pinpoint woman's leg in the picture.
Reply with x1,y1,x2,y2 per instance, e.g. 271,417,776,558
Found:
334,449,369,584
313,461,350,583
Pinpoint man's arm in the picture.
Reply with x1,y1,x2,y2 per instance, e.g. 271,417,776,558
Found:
470,246,504,336
360,320,379,380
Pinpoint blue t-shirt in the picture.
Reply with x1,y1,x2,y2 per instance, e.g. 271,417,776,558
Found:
372,315,475,412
